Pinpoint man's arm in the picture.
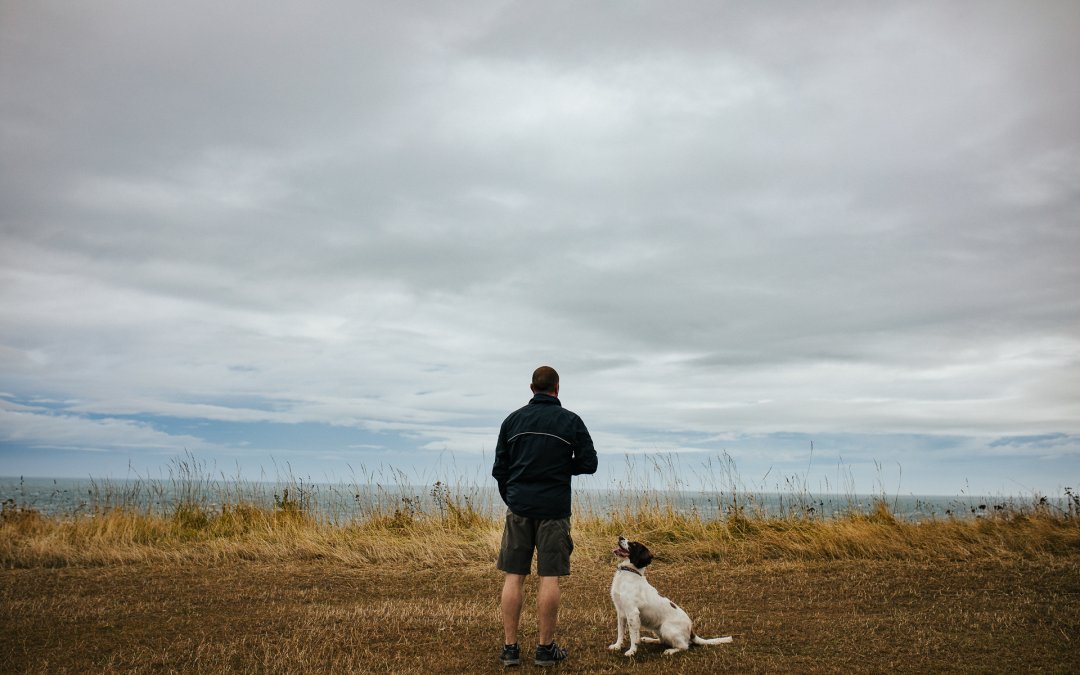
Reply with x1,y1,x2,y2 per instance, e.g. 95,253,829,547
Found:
570,418,598,476
492,422,510,503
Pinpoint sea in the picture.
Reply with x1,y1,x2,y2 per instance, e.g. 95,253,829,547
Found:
2,475,1057,522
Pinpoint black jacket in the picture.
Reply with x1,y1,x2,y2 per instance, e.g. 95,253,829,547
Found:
492,394,598,519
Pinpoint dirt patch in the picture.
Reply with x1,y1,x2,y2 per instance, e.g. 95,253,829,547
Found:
3,553,1077,673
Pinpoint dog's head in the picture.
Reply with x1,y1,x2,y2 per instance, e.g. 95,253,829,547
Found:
613,536,653,569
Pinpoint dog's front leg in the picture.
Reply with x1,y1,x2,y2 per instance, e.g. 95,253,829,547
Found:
607,609,626,651
624,608,642,657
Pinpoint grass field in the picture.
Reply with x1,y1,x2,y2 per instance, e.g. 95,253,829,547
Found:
2,468,1078,673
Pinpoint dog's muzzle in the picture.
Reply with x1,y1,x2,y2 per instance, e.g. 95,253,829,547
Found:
613,537,630,558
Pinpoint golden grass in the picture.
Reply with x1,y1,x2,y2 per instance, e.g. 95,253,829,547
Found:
3,465,1079,672
2,523,1078,673
4,485,1078,569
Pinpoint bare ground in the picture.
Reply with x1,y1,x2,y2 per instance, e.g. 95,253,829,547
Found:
2,551,1078,673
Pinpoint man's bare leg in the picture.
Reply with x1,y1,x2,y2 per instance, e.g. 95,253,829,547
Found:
501,573,527,645
537,575,561,645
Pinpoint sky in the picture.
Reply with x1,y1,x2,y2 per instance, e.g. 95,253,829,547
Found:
1,1,1078,497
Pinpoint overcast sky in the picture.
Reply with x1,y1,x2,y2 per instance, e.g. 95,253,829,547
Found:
2,1,1078,496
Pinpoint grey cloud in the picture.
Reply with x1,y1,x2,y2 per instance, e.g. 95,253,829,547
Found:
1,1,1078,490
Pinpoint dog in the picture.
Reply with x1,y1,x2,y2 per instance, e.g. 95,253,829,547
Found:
608,536,733,657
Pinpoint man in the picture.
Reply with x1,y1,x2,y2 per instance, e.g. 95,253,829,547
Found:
492,365,598,667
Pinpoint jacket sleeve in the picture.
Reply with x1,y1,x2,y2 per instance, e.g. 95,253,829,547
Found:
570,417,598,476
492,421,510,503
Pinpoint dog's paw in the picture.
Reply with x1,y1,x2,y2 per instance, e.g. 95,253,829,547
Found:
623,647,638,657
663,648,683,656
607,642,622,651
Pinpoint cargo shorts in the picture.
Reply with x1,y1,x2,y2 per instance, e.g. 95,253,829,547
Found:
496,509,574,577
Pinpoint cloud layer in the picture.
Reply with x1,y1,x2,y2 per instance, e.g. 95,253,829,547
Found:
2,1,1078,493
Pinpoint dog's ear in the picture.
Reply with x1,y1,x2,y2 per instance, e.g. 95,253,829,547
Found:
628,542,653,568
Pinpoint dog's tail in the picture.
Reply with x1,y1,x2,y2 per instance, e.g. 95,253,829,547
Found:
691,632,734,646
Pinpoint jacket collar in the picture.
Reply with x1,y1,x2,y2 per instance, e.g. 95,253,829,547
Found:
529,393,561,406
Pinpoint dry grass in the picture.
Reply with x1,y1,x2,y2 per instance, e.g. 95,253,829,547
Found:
2,462,1079,672
4,485,1078,568
2,539,1078,673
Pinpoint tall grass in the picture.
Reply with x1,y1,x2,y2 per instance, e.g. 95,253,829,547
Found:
2,453,1078,568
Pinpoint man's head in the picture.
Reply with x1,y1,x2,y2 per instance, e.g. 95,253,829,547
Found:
531,366,560,396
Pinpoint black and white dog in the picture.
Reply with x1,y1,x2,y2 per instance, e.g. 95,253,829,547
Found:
609,536,733,657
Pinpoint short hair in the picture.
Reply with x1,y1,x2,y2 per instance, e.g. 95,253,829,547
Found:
531,366,559,394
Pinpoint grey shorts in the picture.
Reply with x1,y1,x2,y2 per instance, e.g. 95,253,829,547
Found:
496,509,573,577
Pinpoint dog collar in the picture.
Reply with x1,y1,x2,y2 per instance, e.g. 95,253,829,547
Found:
618,565,643,577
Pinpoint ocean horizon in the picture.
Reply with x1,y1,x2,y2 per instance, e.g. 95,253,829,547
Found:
2,475,1065,522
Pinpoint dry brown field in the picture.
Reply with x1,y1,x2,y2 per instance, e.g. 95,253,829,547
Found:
2,489,1079,673
3,552,1079,673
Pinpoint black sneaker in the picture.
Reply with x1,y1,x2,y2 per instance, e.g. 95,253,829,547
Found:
499,643,521,666
534,641,568,666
